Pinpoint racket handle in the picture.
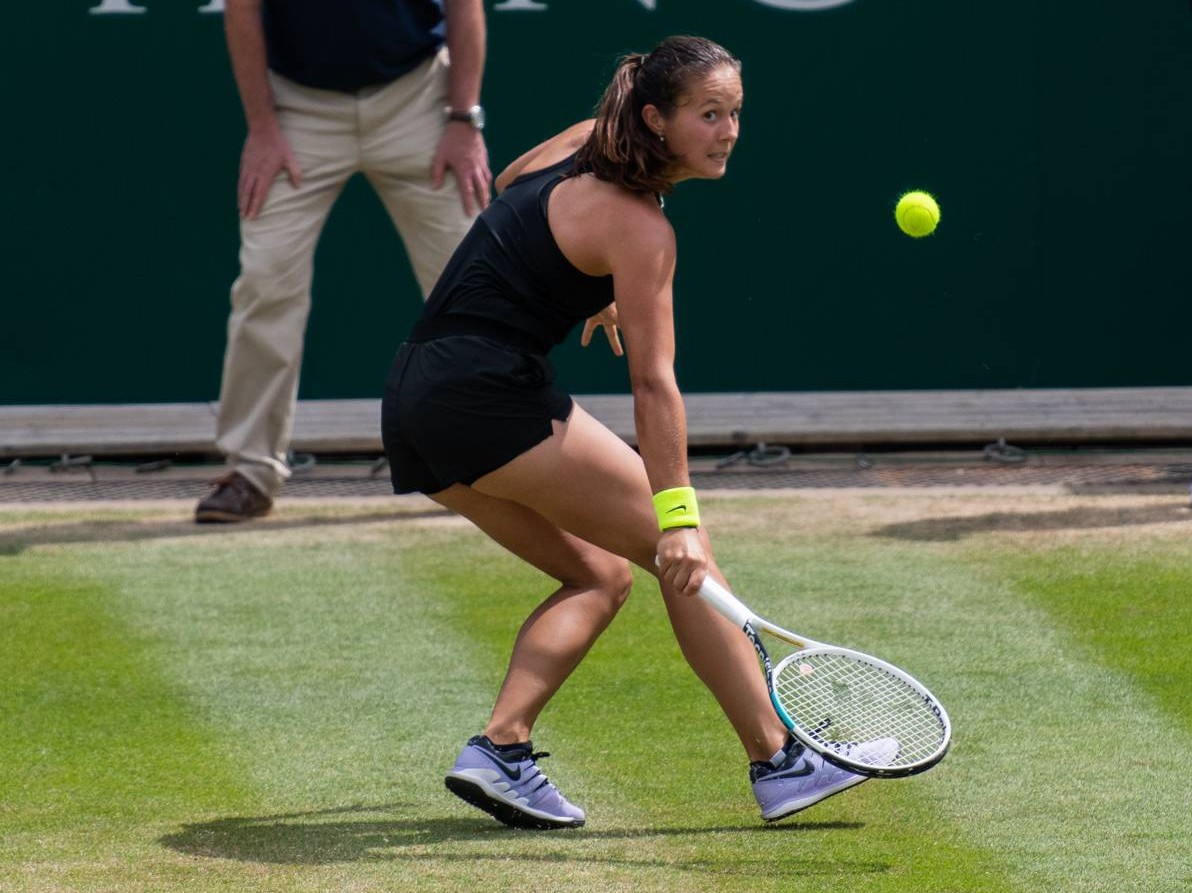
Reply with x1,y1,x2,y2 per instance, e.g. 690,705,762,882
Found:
653,556,755,630
697,576,755,629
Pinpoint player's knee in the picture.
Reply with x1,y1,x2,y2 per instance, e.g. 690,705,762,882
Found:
560,557,631,616
596,561,633,612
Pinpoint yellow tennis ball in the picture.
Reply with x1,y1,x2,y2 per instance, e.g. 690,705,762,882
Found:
895,190,940,238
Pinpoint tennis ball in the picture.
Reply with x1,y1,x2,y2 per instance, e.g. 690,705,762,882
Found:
895,190,940,238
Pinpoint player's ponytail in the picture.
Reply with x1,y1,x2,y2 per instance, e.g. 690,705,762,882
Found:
575,35,740,196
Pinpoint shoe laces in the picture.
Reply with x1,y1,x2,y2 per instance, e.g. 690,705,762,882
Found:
474,735,550,765
500,747,556,791
505,748,551,766
496,747,558,797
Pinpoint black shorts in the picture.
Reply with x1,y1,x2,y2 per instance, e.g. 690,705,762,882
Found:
381,335,573,495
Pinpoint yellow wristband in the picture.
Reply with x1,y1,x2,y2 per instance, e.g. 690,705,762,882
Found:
652,486,700,531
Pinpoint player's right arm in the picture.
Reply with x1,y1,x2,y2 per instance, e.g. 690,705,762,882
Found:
225,0,301,218
600,195,708,595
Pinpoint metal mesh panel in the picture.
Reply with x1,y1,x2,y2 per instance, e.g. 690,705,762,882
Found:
1,462,1189,502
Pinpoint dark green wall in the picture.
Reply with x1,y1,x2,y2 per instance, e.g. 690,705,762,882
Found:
3,1,1190,404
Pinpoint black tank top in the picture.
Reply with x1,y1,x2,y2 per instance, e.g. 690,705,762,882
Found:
410,153,616,356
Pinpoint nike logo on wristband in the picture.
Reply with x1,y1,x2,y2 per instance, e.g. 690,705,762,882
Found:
666,505,688,513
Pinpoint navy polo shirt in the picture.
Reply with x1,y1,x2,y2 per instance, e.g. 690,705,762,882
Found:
263,0,445,92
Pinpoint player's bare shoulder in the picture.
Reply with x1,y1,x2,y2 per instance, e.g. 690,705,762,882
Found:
551,175,673,277
591,181,675,263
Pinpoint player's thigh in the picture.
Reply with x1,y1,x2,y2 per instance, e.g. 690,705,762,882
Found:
469,404,666,573
429,484,632,591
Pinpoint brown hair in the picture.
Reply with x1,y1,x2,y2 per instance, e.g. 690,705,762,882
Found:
574,35,741,196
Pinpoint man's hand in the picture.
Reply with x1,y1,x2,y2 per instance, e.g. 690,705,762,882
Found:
238,125,301,219
580,303,624,357
432,122,491,216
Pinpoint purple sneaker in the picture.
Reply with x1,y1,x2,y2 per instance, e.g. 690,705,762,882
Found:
445,735,586,829
751,736,898,822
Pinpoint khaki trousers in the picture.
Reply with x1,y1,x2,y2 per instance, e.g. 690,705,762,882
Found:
215,48,473,496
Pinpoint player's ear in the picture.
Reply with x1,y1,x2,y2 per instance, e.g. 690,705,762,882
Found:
641,104,666,140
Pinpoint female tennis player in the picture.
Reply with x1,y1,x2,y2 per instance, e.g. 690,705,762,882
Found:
382,36,885,828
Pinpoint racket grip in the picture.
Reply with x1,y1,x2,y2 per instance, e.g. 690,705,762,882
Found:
653,556,754,630
697,577,754,629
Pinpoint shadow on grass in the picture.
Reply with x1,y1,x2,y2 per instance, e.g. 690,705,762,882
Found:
0,509,452,556
159,803,879,874
874,502,1190,542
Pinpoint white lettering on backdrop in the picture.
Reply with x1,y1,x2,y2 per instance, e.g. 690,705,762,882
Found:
88,0,857,15
89,0,146,13
89,0,223,11
750,0,855,9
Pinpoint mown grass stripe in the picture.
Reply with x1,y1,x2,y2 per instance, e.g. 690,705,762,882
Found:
996,548,1192,735
0,560,251,866
3,497,1190,893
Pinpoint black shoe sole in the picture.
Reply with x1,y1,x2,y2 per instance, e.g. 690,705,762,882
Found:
444,776,584,830
194,508,271,523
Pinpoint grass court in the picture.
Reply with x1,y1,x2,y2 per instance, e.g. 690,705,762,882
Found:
3,489,1191,892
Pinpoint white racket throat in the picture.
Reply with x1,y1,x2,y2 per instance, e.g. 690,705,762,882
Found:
700,577,818,648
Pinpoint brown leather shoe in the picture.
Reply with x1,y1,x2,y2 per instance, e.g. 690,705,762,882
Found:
194,472,273,523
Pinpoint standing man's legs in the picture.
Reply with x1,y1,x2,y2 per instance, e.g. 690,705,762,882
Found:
198,74,358,522
360,49,476,297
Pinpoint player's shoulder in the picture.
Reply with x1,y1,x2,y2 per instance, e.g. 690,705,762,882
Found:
567,179,674,276
591,182,674,249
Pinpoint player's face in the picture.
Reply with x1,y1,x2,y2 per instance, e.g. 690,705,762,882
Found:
652,65,743,183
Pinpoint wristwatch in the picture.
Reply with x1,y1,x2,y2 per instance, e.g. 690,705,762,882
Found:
446,104,485,131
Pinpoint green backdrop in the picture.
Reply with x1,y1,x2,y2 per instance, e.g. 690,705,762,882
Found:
3,1,1190,404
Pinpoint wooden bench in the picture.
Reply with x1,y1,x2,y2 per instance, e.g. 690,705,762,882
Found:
4,387,1192,459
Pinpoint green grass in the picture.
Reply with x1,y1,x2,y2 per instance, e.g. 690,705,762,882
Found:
1,493,1190,892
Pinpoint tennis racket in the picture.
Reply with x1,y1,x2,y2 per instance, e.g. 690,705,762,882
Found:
699,576,951,778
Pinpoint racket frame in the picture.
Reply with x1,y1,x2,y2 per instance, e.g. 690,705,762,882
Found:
699,577,951,779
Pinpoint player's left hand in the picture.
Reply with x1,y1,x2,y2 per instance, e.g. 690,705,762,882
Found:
432,123,492,216
581,303,623,356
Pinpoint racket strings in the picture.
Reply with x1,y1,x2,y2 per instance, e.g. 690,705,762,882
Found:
774,652,946,767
